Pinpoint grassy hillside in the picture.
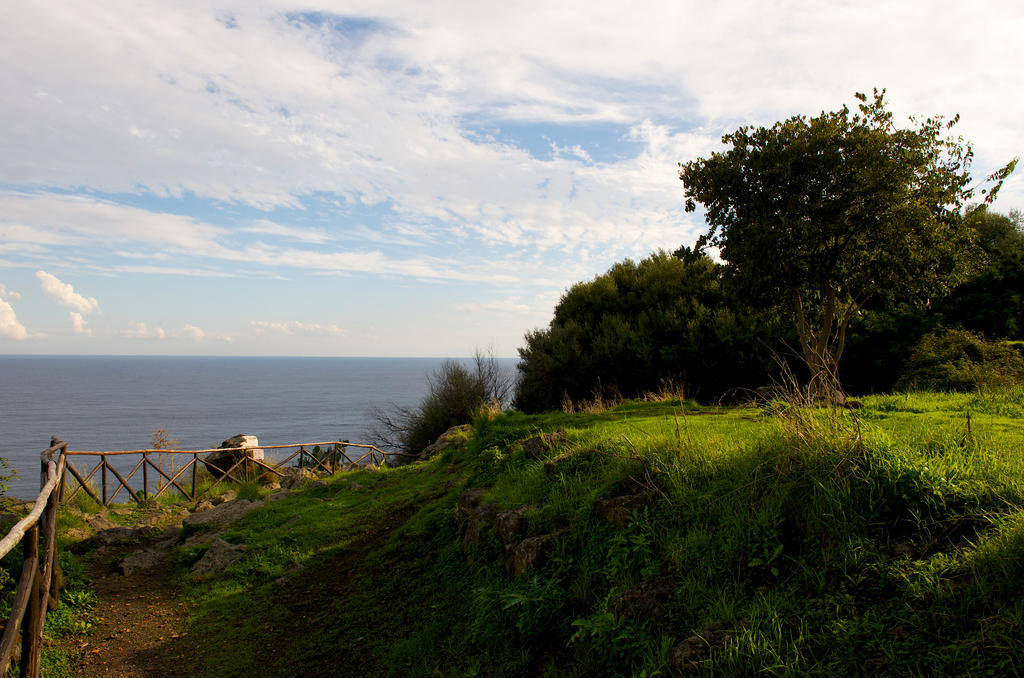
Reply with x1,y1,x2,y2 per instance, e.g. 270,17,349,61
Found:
169,389,1024,676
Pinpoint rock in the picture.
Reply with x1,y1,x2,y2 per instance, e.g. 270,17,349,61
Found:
520,430,567,459
154,526,183,549
670,620,742,672
119,549,164,575
193,500,215,513
190,539,246,576
265,490,292,503
454,488,500,548
202,435,265,479
258,472,282,485
508,531,565,575
493,506,534,548
92,526,156,546
183,499,263,527
339,481,365,491
263,481,282,491
0,498,34,512
85,514,117,531
111,507,134,517
281,468,318,490
64,527,93,541
462,502,499,548
211,490,237,506
454,488,488,524
183,529,223,547
595,491,656,526
419,425,474,461
611,578,675,620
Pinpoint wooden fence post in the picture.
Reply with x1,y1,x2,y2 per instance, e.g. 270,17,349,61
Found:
101,455,108,506
143,452,149,500
192,453,198,500
20,524,39,677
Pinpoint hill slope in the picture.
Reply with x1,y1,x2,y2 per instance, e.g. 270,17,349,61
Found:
162,391,1024,676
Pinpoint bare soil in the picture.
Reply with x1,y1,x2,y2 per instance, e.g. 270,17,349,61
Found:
62,546,198,677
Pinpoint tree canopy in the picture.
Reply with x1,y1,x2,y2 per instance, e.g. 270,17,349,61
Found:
679,89,1017,394
514,250,784,411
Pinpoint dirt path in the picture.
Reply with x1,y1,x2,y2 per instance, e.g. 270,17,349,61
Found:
64,547,199,677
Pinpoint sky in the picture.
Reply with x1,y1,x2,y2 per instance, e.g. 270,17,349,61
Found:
1,1,1022,357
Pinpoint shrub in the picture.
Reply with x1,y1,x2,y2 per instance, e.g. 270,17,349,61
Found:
372,350,514,456
514,250,786,412
897,328,1024,392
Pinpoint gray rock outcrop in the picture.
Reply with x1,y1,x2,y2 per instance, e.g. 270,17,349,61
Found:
493,505,534,548
520,430,567,459
202,434,265,479
119,549,165,575
611,577,675,620
595,491,656,526
190,539,246,576
183,499,263,527
418,425,474,461
507,531,566,576
670,620,743,673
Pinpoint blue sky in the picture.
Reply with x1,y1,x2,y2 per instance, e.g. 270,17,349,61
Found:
1,0,1022,357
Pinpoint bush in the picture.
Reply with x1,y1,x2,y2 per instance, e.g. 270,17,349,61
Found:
372,351,514,456
897,328,1024,392
514,249,786,411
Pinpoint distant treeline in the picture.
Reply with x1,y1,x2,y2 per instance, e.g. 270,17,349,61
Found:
515,207,1024,411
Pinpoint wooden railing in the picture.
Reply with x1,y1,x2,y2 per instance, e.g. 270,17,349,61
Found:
0,439,66,677
61,441,394,507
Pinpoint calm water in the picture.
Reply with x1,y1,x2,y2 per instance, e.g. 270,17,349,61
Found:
0,355,515,499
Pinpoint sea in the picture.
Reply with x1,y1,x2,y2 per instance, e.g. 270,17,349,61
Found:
0,355,517,499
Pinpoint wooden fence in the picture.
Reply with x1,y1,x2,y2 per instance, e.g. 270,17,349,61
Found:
0,439,66,677
0,436,402,674
61,441,394,507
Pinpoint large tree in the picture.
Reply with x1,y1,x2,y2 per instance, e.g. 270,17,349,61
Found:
679,89,1016,396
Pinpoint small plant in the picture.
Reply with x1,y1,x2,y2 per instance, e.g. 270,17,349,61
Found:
371,348,514,456
561,384,624,414
898,328,1024,392
151,426,182,496
641,377,687,403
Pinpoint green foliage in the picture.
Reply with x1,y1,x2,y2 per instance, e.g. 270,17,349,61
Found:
515,250,784,411
842,207,1024,393
374,351,513,455
0,456,14,495
146,390,1024,676
941,206,1024,338
680,88,1017,389
897,328,1024,392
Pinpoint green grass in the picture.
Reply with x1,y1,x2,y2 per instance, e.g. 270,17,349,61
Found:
158,390,1024,676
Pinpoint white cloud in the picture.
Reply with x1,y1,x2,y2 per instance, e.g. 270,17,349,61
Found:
69,311,91,336
243,220,334,244
250,320,347,337
455,297,532,314
4,3,1013,286
0,191,595,288
4,194,230,259
182,324,205,341
0,297,29,340
35,270,99,313
0,284,21,302
124,321,166,339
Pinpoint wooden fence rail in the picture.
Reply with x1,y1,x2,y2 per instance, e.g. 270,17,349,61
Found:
61,440,398,507
0,438,66,677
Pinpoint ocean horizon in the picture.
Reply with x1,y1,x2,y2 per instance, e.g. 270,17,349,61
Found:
0,354,516,499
